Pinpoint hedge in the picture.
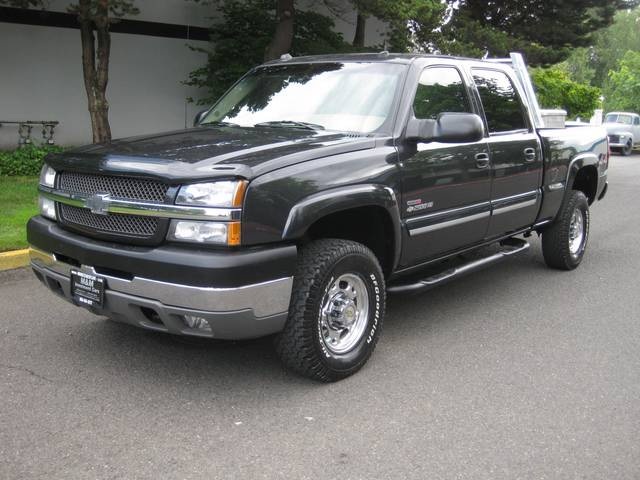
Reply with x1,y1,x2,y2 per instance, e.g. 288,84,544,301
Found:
0,145,65,176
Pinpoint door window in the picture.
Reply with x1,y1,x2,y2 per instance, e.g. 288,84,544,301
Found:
634,117,640,126
472,69,528,133
413,67,471,119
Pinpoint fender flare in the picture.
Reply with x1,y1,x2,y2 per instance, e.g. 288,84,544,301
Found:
282,184,403,270
565,153,599,195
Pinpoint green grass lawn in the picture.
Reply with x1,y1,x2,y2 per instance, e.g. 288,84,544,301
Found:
0,176,39,252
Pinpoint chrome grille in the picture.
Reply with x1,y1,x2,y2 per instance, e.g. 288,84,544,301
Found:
609,135,620,144
56,172,169,241
60,204,158,237
58,172,168,202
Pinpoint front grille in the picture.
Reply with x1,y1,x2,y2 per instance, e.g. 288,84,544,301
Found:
609,135,620,144
58,172,169,202
60,204,159,237
56,172,170,242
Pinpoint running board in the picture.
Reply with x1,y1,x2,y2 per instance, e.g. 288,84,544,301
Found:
387,238,530,294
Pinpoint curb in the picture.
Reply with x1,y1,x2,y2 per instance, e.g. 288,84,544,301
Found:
0,249,30,271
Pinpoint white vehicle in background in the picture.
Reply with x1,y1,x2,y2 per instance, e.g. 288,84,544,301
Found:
604,112,640,156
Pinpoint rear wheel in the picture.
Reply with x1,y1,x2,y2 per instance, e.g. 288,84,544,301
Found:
275,239,385,382
541,190,590,270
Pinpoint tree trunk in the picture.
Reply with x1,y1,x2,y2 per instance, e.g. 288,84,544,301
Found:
78,0,112,144
353,11,366,48
264,0,295,61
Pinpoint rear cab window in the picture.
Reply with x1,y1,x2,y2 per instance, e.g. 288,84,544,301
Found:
472,69,529,134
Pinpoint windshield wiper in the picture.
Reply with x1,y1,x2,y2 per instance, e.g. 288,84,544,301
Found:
254,120,325,131
200,120,241,127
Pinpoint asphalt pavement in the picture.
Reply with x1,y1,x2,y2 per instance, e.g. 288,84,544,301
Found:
1,154,640,480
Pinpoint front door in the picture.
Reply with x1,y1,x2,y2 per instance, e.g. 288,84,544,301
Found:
471,68,543,238
399,65,492,265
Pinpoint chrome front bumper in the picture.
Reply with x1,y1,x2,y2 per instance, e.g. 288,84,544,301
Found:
29,247,293,339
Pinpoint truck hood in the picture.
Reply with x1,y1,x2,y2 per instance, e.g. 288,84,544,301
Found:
46,126,376,182
604,123,633,136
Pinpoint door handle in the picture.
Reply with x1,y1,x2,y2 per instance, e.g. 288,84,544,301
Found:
475,152,490,169
524,148,536,162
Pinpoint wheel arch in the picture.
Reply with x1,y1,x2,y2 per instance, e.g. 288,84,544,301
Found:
282,185,402,275
566,154,599,205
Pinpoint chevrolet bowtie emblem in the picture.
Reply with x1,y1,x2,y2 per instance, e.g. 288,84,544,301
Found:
86,193,111,215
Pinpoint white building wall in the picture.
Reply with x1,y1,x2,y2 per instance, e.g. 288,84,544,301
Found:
0,0,387,149
0,22,208,148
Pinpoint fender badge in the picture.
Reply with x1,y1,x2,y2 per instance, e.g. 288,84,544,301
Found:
406,199,434,213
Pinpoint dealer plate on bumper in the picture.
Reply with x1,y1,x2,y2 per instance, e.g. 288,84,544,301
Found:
70,269,105,308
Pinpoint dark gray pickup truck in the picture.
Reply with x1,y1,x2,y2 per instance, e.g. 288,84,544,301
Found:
28,52,608,381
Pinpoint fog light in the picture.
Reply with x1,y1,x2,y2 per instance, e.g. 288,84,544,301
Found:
39,196,56,220
183,315,211,331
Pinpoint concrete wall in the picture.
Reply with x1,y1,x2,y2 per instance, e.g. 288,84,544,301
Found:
0,0,387,149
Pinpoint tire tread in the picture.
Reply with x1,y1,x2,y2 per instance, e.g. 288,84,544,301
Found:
541,190,589,270
275,239,385,382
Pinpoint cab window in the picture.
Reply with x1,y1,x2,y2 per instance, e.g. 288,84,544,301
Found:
413,67,471,120
472,69,528,133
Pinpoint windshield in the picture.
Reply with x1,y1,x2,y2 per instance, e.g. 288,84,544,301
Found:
201,62,406,133
605,114,633,125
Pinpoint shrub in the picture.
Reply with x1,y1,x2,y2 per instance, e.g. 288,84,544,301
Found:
531,66,601,120
0,145,64,176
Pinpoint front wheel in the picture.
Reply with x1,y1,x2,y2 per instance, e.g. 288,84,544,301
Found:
623,140,633,156
275,239,385,382
541,190,590,270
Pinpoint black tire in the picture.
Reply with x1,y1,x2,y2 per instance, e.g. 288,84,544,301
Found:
275,239,386,382
541,190,590,270
623,140,633,156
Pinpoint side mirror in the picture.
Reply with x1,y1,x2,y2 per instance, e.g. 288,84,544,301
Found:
406,112,485,144
193,109,208,127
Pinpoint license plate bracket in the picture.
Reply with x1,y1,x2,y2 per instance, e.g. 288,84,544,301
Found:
70,269,105,308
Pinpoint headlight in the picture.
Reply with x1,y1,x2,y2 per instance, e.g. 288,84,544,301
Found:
168,220,241,245
39,196,56,220
176,180,247,208
39,164,56,188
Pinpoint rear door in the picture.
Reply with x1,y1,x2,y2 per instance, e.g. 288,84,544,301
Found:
471,68,543,238
399,64,492,264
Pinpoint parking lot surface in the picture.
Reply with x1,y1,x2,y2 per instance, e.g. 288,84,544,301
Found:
1,155,640,479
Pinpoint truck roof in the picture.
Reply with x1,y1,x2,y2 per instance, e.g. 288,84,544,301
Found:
263,52,492,66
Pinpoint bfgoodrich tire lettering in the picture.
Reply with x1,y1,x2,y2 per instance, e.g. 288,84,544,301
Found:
541,190,590,270
275,239,386,382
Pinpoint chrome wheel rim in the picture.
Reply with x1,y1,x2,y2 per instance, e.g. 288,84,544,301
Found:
320,273,370,354
569,208,584,255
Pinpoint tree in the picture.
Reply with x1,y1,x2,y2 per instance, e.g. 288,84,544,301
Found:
1,0,138,143
531,67,601,119
345,0,445,51
603,51,640,113
185,0,354,105
192,0,299,62
264,0,295,60
561,7,640,91
439,0,639,66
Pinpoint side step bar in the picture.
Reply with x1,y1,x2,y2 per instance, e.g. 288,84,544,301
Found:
387,238,530,295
